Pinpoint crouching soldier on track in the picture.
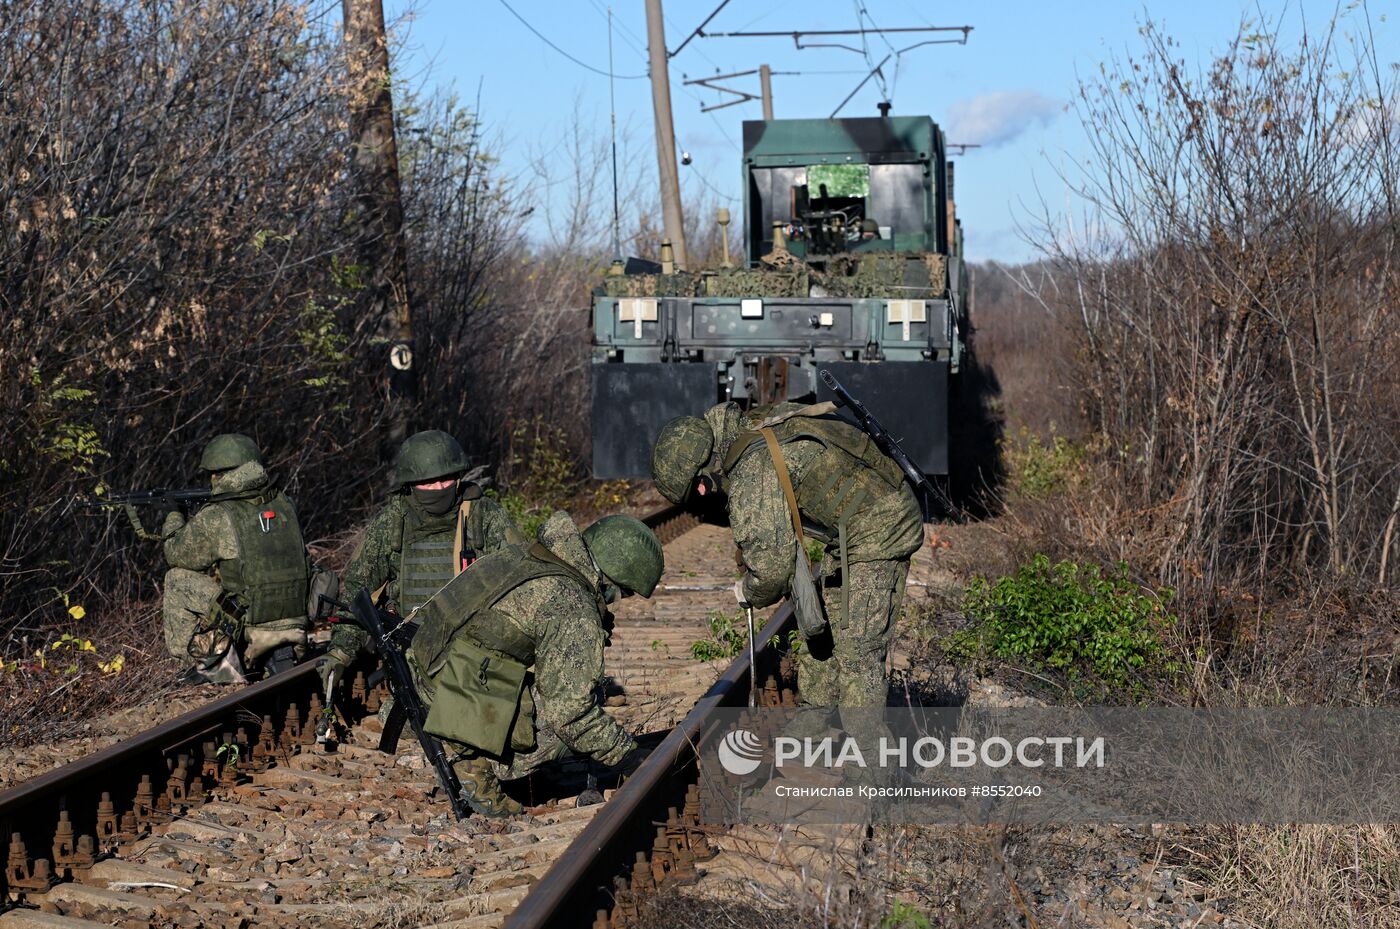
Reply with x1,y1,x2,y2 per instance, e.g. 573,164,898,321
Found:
128,434,315,684
318,429,525,693
651,402,922,711
406,511,662,817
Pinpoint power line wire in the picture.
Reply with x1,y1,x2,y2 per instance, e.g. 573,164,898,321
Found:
495,0,647,80
856,2,903,101
850,0,889,101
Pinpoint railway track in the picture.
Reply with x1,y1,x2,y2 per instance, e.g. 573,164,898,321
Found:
0,505,802,929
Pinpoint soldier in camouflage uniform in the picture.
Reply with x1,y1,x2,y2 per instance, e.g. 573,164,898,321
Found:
128,434,313,684
408,511,663,817
652,402,922,708
319,430,525,692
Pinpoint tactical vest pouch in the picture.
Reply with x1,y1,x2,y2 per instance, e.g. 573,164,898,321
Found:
188,592,243,665
424,636,531,757
306,561,340,621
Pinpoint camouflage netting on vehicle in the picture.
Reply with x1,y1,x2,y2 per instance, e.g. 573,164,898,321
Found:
596,253,948,301
819,253,948,298
598,272,702,298
704,269,809,298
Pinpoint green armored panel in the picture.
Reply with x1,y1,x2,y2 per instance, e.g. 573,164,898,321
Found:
741,116,945,261
742,117,937,163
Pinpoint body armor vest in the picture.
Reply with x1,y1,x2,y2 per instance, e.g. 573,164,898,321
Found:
217,491,309,626
413,542,598,676
398,500,484,615
722,412,905,537
398,507,457,615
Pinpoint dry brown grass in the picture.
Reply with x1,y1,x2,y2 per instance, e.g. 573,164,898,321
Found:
1165,824,1400,929
0,596,184,752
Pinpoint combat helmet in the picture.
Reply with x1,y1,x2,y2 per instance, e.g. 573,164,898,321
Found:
393,430,469,485
199,434,262,472
582,515,664,598
650,417,713,504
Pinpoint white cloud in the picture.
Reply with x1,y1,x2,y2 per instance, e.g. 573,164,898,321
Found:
944,90,1062,148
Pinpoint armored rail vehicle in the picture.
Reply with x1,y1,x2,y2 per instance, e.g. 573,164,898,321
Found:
591,114,970,480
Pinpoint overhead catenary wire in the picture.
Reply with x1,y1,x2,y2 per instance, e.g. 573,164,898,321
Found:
495,0,647,80
849,0,888,101
669,0,734,58
855,1,900,99
830,52,891,118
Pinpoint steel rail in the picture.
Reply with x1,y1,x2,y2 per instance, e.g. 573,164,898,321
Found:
505,598,797,929
0,660,324,898
0,503,692,895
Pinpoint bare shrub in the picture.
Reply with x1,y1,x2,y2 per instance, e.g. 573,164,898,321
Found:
0,1,510,657
1030,12,1400,605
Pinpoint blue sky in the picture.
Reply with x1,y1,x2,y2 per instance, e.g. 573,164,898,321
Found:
385,1,1399,263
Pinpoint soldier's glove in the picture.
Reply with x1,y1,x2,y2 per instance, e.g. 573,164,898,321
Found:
613,744,650,779
317,647,352,699
161,509,187,538
733,578,751,609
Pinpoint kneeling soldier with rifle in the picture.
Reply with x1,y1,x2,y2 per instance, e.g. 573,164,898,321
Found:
318,429,525,695
115,434,317,684
650,374,926,713
340,511,662,818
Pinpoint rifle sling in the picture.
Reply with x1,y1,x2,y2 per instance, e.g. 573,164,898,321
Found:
762,427,849,627
761,428,805,543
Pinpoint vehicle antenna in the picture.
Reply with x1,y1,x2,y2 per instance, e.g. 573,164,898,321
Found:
608,6,623,263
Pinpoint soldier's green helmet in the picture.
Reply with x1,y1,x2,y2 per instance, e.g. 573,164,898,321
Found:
199,434,262,472
393,430,469,485
650,416,713,504
860,218,879,234
582,515,664,598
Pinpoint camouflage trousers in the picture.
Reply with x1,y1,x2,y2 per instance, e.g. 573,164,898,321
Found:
433,689,624,784
444,689,614,783
796,557,910,708
162,568,307,671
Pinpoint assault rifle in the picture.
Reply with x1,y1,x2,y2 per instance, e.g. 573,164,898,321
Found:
818,368,954,517
85,487,212,514
339,589,468,820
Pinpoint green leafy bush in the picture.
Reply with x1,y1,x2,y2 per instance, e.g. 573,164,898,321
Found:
1004,428,1085,498
948,554,1177,690
881,902,932,929
690,609,748,662
495,418,584,537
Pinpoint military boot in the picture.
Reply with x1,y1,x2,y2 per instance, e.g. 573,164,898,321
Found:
455,757,523,818
197,650,248,685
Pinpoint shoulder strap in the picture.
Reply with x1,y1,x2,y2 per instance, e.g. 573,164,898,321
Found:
452,498,474,575
761,427,804,542
756,401,837,430
412,541,594,671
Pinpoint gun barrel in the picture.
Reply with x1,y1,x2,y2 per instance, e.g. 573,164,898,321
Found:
95,487,212,508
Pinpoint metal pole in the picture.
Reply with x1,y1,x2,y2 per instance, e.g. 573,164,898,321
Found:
746,605,757,707
759,63,773,120
644,0,688,270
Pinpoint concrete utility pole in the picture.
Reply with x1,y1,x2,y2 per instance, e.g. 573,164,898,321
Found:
759,63,774,120
644,0,688,270
343,0,417,424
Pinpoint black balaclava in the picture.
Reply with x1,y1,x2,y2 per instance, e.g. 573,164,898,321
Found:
410,483,458,516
